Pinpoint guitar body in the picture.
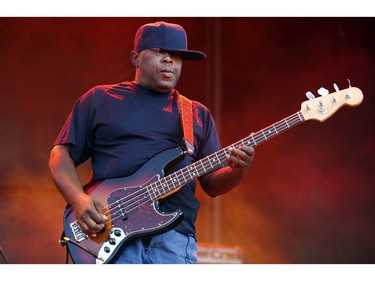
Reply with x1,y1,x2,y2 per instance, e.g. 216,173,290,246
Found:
63,147,185,264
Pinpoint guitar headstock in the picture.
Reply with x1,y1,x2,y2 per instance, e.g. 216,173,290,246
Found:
300,85,363,122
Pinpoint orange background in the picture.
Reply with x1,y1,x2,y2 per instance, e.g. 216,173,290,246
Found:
0,17,374,264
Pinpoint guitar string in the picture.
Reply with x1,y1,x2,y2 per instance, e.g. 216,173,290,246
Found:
99,112,304,223
99,113,304,223
102,153,226,221
113,142,239,220
98,144,231,222
105,151,230,223
100,148,229,220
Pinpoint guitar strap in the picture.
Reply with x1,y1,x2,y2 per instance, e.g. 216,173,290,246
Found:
177,92,195,155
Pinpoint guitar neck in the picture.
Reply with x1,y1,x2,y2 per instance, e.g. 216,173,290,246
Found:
147,111,305,200
231,111,305,149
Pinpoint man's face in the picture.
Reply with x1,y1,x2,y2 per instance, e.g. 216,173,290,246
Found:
135,48,182,93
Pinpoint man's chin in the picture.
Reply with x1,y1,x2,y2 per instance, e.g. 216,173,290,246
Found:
156,81,177,93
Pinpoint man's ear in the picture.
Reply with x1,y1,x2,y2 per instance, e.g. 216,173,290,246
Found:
131,51,140,67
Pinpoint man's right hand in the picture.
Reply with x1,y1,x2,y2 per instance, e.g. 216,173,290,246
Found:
72,193,107,237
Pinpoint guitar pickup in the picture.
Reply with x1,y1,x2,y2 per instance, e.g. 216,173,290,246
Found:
115,199,128,221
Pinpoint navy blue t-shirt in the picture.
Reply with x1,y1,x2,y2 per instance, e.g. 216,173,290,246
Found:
53,81,224,236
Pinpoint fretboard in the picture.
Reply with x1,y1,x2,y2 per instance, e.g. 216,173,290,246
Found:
147,111,305,200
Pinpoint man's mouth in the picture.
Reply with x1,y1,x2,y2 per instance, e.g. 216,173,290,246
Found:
160,68,174,78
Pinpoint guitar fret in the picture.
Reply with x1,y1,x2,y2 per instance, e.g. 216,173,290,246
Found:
189,165,198,178
252,134,263,146
160,178,168,194
223,148,229,158
288,115,300,126
177,170,186,183
163,176,176,193
284,118,290,128
172,175,180,186
273,124,278,134
165,177,173,190
261,130,268,140
297,112,303,122
203,152,222,174
220,150,229,162
194,163,203,175
243,139,252,146
275,121,285,134
203,157,214,170
213,153,221,165
182,167,193,181
169,175,178,189
148,182,158,200
208,157,214,169
263,124,278,139
256,134,264,144
148,183,154,197
187,167,194,180
199,161,207,173
146,184,153,199
214,151,225,165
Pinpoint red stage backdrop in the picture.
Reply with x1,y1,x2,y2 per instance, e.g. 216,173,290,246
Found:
0,17,374,263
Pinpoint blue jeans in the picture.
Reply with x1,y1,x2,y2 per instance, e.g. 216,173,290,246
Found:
114,230,198,264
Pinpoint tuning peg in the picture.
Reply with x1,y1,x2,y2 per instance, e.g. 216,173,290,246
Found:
347,79,352,88
333,83,339,92
306,91,315,100
317,87,329,96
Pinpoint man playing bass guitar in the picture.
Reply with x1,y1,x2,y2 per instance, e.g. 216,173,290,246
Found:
48,21,254,264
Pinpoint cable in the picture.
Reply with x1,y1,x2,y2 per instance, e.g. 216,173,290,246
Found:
59,236,104,263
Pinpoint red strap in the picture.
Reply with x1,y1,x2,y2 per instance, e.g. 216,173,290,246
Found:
178,93,194,155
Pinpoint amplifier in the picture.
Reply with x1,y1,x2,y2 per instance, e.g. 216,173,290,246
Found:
197,243,244,264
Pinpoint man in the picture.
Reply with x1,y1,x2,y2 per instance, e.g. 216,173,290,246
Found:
49,21,255,264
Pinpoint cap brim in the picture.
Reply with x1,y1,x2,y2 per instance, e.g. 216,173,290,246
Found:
165,49,206,61
180,50,206,61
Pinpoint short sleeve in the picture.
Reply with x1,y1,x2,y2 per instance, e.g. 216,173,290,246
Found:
52,87,100,166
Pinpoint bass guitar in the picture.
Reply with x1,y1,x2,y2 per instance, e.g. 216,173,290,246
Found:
60,83,363,264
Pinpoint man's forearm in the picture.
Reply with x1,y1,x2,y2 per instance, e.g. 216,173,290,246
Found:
200,166,245,197
48,145,84,205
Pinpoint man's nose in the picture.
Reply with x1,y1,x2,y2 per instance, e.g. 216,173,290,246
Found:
162,52,173,63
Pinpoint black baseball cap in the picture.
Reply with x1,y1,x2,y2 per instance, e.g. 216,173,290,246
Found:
134,21,206,61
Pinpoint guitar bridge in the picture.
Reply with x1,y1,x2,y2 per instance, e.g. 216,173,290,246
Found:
69,221,87,242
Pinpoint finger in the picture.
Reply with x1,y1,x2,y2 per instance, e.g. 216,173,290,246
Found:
229,147,251,161
80,209,106,234
93,200,108,223
228,153,248,168
78,214,100,235
228,146,255,170
239,145,255,156
238,146,255,163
